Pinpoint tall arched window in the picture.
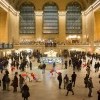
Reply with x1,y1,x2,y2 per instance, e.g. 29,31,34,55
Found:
66,2,82,34
43,3,59,34
19,3,35,34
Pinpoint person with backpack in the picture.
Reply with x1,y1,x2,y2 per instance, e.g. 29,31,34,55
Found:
66,80,74,96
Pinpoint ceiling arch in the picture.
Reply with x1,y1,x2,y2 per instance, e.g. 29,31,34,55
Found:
5,0,97,10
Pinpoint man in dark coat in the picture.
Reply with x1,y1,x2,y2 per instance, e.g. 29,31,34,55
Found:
53,62,56,69
42,63,46,74
57,73,62,89
87,77,93,97
84,74,89,88
19,74,24,92
22,83,30,100
13,72,18,92
66,80,74,96
71,72,77,87
2,74,7,90
63,74,69,89
64,60,67,69
5,69,9,75
29,61,32,70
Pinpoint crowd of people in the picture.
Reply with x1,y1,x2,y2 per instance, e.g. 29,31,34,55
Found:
0,50,100,100
56,51,100,99
1,69,30,100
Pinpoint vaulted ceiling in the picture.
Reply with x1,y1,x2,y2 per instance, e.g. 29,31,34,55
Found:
5,0,96,10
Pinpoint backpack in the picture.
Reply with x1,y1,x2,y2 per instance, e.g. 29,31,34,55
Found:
67,83,72,91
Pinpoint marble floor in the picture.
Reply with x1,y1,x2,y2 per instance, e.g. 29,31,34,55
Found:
0,59,100,100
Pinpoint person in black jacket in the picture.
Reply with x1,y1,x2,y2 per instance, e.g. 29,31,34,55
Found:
84,74,89,88
87,77,93,97
42,63,46,74
66,80,74,96
13,72,18,92
5,69,9,75
71,72,77,87
22,83,30,100
57,73,62,89
64,60,67,69
63,74,69,89
29,61,32,70
19,74,24,92
2,74,7,90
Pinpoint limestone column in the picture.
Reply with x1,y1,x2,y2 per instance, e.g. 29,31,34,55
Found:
7,11,11,43
0,10,8,43
85,10,95,52
35,11,43,41
58,11,66,42
82,11,87,44
13,12,20,44
88,11,95,51
7,11,19,44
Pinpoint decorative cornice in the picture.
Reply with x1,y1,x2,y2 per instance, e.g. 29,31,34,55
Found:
83,0,100,15
58,11,66,16
0,0,19,16
35,11,43,16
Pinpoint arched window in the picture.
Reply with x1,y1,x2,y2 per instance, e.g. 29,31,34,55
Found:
19,3,35,34
43,3,59,34
66,2,82,34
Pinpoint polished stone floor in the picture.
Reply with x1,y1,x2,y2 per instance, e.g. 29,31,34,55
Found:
0,58,100,100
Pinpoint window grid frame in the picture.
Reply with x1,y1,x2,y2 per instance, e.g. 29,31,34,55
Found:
43,5,59,34
66,3,82,34
19,4,35,34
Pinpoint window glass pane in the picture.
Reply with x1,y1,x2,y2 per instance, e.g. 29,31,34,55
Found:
43,4,58,34
20,4,35,34
66,2,82,34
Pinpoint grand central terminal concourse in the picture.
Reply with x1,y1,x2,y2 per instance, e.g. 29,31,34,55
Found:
0,0,100,100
